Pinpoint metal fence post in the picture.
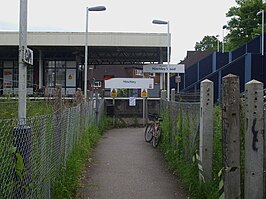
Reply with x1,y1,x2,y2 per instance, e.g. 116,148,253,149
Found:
161,90,167,117
244,80,264,199
222,74,241,199
171,88,175,102
54,85,62,172
170,89,175,144
95,92,99,125
199,79,213,182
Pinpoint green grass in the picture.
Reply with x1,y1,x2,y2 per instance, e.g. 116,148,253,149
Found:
0,99,53,119
160,105,224,199
52,115,109,199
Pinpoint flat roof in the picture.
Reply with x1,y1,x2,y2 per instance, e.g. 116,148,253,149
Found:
0,31,170,47
0,31,169,64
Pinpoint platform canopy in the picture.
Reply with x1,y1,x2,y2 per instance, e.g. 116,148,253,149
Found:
0,31,170,65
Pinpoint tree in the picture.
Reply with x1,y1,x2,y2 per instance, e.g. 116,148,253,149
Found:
194,35,219,51
225,0,265,51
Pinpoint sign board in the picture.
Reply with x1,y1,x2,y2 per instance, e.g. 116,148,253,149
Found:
23,47,33,65
111,88,117,98
175,75,181,83
143,64,185,73
141,89,148,98
129,97,136,106
105,78,154,89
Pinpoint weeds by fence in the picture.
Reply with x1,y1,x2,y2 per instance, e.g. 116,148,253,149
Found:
160,74,265,199
0,95,105,198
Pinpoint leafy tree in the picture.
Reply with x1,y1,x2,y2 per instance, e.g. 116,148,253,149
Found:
194,35,219,51
225,0,265,51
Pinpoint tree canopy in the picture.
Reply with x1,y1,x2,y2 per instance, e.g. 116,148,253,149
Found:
194,35,219,51
194,0,266,52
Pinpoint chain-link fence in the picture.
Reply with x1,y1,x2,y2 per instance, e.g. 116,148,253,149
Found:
0,98,104,199
160,93,200,160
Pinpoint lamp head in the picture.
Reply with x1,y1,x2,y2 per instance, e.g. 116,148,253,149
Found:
222,25,227,29
257,10,263,16
152,19,168,25
88,6,106,11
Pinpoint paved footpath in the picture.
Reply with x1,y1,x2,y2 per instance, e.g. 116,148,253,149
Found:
75,128,188,199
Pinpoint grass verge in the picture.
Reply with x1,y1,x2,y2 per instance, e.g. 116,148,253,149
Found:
159,105,223,199
52,116,109,199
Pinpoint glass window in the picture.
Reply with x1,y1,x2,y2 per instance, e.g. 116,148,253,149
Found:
56,61,65,69
46,68,55,87
27,68,33,88
66,61,76,68
94,81,101,88
135,69,143,76
56,68,65,86
46,61,55,68
3,61,13,68
13,68,18,88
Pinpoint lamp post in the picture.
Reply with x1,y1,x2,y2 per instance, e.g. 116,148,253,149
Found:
18,0,28,121
257,10,264,56
84,5,106,100
222,25,227,53
216,35,219,52
152,19,170,100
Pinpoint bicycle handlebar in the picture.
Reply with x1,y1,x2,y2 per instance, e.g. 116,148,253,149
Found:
148,113,161,121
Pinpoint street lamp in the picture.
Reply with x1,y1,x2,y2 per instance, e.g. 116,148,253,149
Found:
257,10,264,56
222,25,227,53
84,5,106,99
152,19,170,100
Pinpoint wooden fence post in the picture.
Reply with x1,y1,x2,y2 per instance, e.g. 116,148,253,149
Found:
222,74,241,199
244,80,264,199
199,79,213,182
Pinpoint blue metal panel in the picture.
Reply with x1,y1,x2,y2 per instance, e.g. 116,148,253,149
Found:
199,54,212,79
185,63,197,87
251,54,264,82
212,52,216,72
245,53,251,83
247,36,260,54
229,52,232,62
221,56,245,92
216,52,229,69
232,45,245,61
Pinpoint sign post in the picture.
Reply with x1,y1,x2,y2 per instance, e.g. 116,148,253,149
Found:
105,78,154,89
143,64,185,97
143,64,185,74
105,78,154,126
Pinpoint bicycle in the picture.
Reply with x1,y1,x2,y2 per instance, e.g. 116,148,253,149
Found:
144,113,162,148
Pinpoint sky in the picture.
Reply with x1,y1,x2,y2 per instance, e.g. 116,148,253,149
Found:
0,0,237,63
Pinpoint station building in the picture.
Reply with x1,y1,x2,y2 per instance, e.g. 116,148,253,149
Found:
0,31,169,96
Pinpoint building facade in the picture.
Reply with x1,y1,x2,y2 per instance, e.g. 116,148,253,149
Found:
0,32,169,96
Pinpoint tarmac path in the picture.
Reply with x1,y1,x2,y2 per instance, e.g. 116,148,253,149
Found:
75,128,188,199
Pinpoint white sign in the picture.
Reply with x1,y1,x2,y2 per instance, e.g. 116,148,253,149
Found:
23,47,33,65
66,69,76,87
105,78,154,89
129,97,136,106
143,64,185,73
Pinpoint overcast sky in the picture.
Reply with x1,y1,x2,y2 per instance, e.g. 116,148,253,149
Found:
0,0,236,63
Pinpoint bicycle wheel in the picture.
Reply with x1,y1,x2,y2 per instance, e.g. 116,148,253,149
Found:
144,123,153,143
152,127,161,148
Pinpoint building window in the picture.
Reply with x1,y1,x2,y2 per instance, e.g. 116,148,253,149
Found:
149,73,155,77
94,81,102,88
135,69,143,76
